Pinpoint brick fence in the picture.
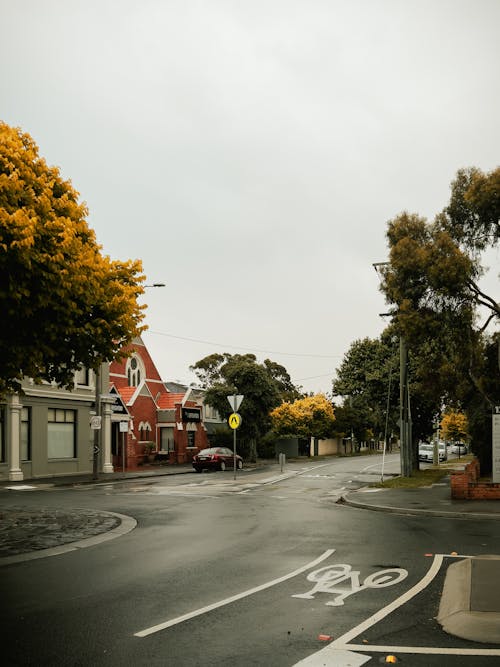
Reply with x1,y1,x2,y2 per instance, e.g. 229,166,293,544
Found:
450,458,500,499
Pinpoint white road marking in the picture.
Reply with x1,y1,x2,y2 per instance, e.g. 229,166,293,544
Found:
333,553,444,646
134,549,336,638
295,552,500,665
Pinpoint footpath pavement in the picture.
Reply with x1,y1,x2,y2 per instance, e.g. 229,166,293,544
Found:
2,463,500,644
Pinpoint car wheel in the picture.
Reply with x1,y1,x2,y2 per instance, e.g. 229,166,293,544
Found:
237,459,243,470
194,466,202,473
219,460,226,471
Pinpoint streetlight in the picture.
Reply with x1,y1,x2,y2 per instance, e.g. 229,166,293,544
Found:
374,264,413,478
144,283,166,288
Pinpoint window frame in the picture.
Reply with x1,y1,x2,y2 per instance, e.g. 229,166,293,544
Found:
47,408,76,459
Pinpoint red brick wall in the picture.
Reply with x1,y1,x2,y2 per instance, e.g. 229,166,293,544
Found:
451,459,500,500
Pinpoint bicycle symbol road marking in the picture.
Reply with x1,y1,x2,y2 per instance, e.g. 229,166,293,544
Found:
292,563,408,607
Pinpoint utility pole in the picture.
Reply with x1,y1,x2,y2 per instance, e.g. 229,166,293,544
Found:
373,262,413,477
92,364,101,481
399,337,413,477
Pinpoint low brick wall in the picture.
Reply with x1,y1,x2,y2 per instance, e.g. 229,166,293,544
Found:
451,458,500,500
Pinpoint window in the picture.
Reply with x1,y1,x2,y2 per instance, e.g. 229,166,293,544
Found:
21,407,31,461
47,409,76,459
160,427,175,452
0,405,4,462
187,432,196,448
126,355,144,387
75,366,90,386
138,421,152,441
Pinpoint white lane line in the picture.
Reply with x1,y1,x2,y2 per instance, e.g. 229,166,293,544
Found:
332,553,444,646
134,549,336,638
294,554,444,666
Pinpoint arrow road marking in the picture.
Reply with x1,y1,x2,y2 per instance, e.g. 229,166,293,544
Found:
134,549,335,637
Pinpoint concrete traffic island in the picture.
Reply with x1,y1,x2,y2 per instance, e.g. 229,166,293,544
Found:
437,555,500,644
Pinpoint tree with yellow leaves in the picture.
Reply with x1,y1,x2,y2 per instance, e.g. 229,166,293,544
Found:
0,121,146,395
270,394,336,440
440,410,468,444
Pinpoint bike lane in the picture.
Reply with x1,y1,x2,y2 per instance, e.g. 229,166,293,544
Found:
129,548,423,667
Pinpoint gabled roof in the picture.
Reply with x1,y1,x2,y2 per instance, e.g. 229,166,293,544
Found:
116,386,136,404
157,393,185,409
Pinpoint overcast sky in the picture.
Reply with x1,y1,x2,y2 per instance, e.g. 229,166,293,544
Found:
2,0,499,395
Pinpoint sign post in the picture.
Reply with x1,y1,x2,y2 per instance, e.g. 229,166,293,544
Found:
228,395,244,479
493,407,500,483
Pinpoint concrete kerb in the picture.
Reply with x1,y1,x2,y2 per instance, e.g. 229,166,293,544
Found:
438,555,500,644
0,511,137,567
338,491,500,521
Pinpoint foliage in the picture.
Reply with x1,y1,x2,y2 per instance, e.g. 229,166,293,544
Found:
0,122,146,395
375,467,449,489
190,353,298,460
378,166,500,471
332,333,400,444
270,394,335,439
440,410,468,443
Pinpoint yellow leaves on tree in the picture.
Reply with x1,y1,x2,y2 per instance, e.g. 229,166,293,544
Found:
440,411,468,443
270,394,336,440
0,121,146,394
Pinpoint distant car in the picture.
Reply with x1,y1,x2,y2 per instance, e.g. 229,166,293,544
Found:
451,443,468,455
418,443,446,463
193,447,243,473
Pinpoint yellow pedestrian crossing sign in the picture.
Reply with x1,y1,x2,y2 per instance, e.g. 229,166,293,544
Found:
228,412,242,430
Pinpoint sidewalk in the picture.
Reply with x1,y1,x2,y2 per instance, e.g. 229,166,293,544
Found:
0,461,196,491
341,475,500,519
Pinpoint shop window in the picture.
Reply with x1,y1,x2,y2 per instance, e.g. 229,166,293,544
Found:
0,405,4,462
21,407,31,461
187,432,196,448
47,409,76,459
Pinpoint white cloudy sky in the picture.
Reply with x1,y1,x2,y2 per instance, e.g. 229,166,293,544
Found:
2,0,499,394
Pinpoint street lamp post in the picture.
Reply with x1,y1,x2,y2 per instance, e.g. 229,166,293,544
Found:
374,263,413,478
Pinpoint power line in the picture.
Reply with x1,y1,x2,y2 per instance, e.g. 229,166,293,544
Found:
297,371,337,381
147,330,342,360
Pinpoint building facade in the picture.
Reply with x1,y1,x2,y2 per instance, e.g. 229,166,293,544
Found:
109,337,211,469
0,365,114,482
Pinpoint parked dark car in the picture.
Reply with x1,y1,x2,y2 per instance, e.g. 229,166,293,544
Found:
192,447,243,473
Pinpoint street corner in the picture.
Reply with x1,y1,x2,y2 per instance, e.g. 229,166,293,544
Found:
0,506,137,565
438,554,500,644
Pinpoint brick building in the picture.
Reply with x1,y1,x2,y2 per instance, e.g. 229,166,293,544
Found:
108,337,210,469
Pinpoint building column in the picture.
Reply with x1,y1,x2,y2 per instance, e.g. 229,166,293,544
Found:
8,393,23,481
101,397,114,473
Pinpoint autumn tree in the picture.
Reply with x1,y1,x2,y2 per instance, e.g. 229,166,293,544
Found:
378,166,500,470
270,394,335,440
0,122,146,395
190,353,298,460
441,410,468,444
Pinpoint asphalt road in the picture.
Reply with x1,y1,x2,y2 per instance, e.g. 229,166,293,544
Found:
2,454,500,666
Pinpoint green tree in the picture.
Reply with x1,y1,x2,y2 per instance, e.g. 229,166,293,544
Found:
333,334,400,446
379,166,500,471
0,122,146,395
190,353,295,460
